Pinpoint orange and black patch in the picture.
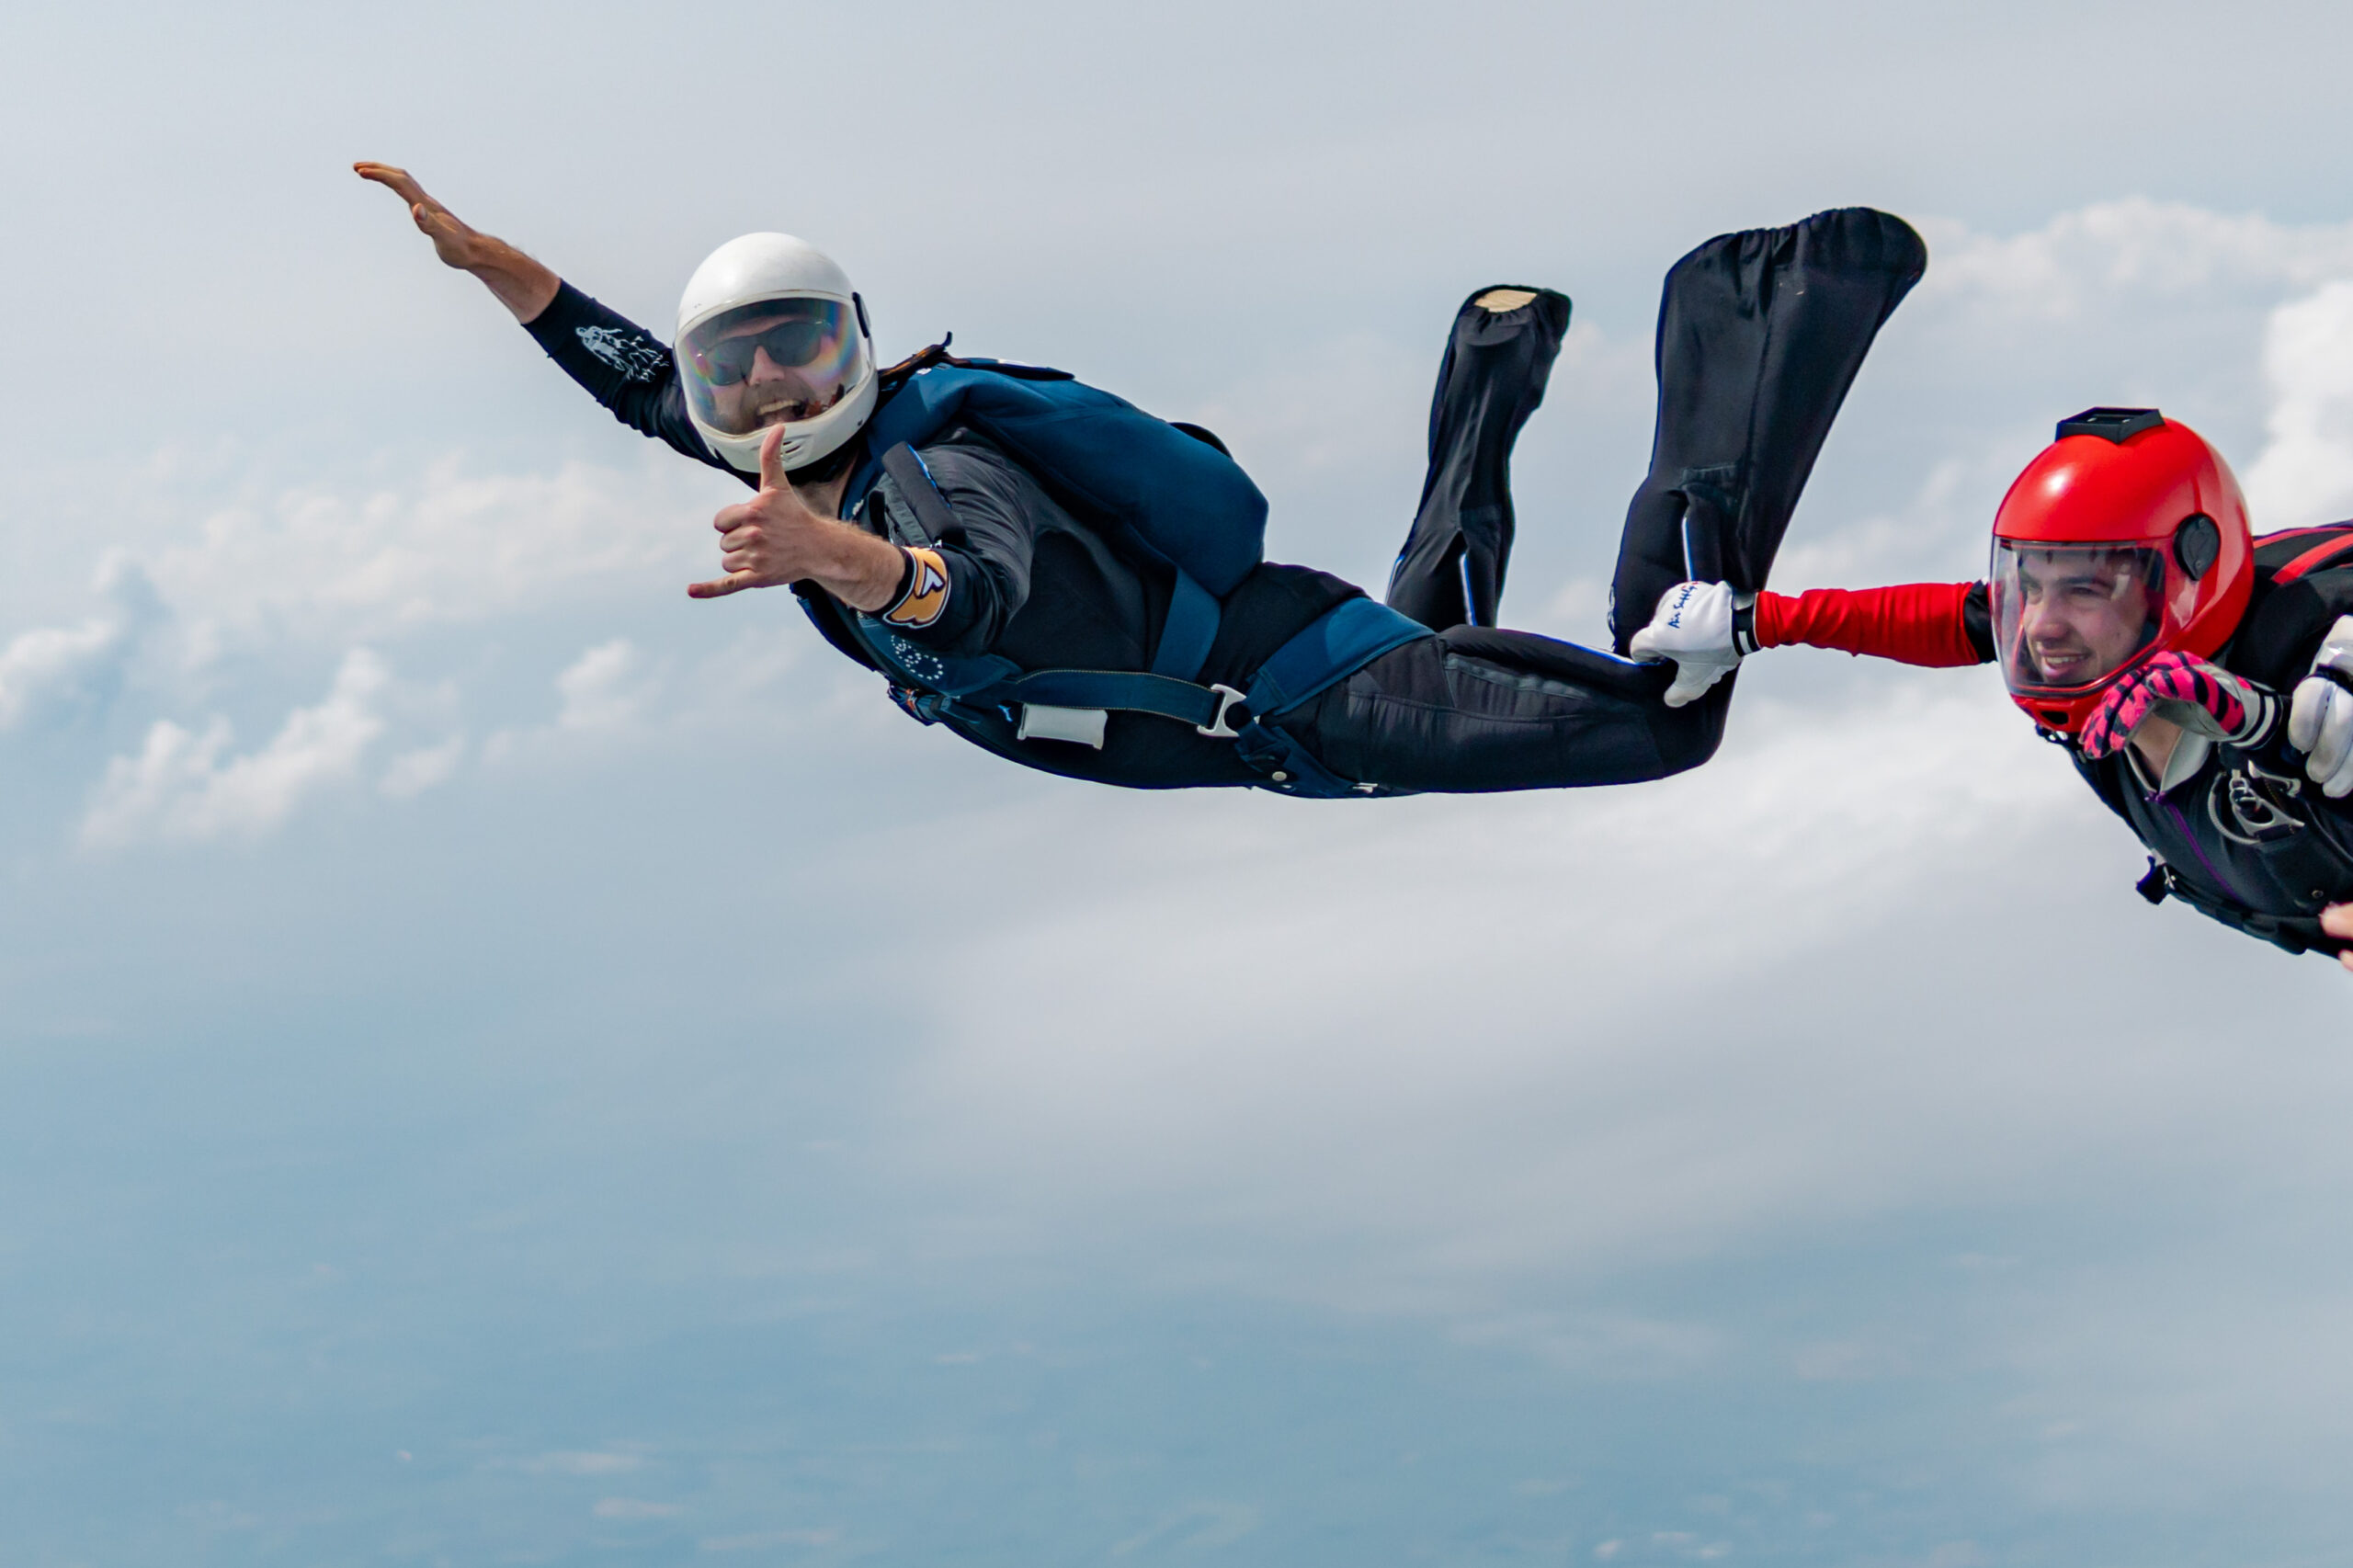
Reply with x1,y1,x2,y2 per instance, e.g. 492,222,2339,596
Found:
883,547,950,629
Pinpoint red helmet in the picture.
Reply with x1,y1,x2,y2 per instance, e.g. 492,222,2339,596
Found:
1989,408,2253,734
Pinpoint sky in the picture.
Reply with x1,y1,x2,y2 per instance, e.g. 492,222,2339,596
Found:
6,2,2353,1563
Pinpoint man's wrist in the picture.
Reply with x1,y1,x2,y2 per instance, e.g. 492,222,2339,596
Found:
467,239,562,324
1733,599,1761,656
818,527,918,613
876,548,916,611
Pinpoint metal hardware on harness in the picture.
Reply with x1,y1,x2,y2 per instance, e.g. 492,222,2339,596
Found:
2210,767,2304,847
889,684,953,725
2246,757,2306,797
1198,685,1250,739
1016,703,1108,749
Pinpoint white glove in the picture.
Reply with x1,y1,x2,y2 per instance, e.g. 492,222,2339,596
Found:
1629,580,1740,708
2287,613,2353,798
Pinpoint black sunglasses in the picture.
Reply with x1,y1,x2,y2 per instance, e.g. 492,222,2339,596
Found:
695,316,835,386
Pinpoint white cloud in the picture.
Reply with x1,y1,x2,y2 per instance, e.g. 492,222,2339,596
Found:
482,638,666,767
0,617,119,730
1926,199,2353,322
133,454,729,656
1767,455,1993,593
0,555,163,731
81,649,392,846
555,639,652,733
2245,278,2353,524
380,735,465,799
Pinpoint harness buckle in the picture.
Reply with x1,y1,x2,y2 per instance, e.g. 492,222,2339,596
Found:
887,684,955,726
1198,684,1251,739
2214,767,2304,846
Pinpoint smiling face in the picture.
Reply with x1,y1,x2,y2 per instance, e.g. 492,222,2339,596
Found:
1995,544,2164,690
677,298,862,438
704,315,841,429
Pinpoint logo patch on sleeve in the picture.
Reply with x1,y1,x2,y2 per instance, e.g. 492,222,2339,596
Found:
883,547,950,629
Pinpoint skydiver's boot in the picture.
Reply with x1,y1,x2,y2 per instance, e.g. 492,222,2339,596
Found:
1385,284,1573,631
1608,207,1926,658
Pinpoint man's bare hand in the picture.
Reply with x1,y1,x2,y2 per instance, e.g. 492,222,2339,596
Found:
354,162,485,268
689,427,904,609
354,161,560,324
2323,903,2353,973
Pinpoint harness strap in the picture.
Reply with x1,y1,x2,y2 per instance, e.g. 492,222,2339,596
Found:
1153,569,1221,681
985,667,1230,731
966,597,1431,730
1246,597,1432,717
2141,856,2353,958
851,585,1430,796
878,443,951,545
878,438,1222,683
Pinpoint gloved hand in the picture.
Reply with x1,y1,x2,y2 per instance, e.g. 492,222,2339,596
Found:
1630,580,1741,708
2080,650,2280,760
2286,614,2353,798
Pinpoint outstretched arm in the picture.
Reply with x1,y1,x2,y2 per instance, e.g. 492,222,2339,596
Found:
354,163,559,323
357,161,728,473
1751,583,1994,667
1631,578,1993,707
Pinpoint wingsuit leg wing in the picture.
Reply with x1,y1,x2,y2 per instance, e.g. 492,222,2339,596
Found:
1608,207,1927,655
1385,286,1573,631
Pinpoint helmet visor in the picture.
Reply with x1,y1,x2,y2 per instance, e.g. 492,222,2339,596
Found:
1990,540,2168,698
677,297,865,438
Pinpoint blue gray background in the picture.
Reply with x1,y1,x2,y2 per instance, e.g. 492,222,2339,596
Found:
5,2,2353,1562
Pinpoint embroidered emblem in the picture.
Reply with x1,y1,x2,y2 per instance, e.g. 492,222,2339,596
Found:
883,548,950,629
575,325,669,385
886,636,947,686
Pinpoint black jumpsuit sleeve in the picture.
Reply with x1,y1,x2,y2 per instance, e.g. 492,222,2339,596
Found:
1961,582,1995,664
522,282,746,480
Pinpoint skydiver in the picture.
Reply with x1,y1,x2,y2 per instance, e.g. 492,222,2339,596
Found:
357,162,1923,801
1629,406,2353,968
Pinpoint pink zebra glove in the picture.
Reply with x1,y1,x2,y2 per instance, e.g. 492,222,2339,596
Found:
2080,651,2279,760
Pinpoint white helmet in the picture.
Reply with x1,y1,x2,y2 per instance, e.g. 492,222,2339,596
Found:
674,233,878,472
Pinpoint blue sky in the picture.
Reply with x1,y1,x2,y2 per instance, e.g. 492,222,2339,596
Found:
6,2,2353,1562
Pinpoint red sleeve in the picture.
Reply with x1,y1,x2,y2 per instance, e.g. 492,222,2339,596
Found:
1754,583,1985,668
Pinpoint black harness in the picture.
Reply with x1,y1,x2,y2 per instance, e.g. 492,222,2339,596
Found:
2086,524,2353,957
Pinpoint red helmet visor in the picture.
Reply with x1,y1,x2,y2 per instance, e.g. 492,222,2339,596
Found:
1990,540,2169,701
